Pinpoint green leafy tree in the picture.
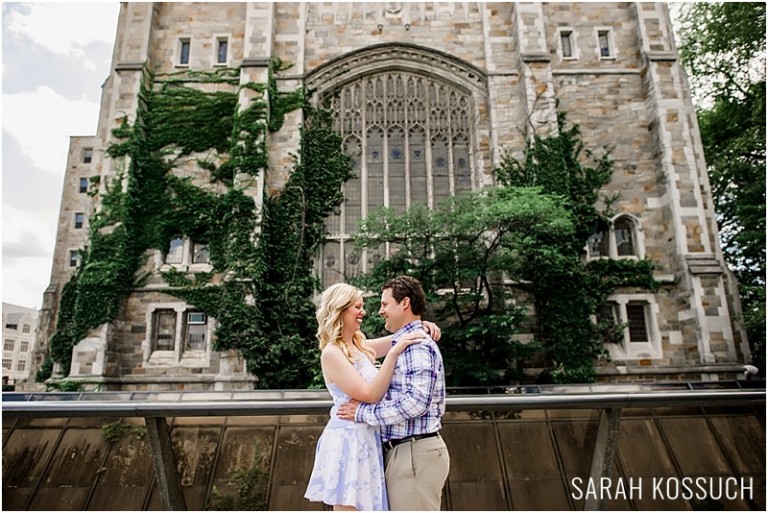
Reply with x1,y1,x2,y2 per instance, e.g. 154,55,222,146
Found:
354,187,573,386
676,2,766,370
354,112,657,384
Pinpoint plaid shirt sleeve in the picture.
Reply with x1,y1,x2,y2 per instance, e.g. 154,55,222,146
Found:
355,343,437,426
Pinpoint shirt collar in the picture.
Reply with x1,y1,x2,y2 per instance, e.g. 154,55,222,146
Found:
391,320,423,344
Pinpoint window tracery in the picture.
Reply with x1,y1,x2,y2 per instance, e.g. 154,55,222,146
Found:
320,70,475,287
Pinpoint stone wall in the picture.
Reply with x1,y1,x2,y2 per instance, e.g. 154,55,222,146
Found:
33,2,749,391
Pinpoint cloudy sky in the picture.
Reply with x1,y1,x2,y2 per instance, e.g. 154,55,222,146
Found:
2,2,120,309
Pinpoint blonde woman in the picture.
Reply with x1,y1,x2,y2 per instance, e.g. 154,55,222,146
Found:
304,283,440,511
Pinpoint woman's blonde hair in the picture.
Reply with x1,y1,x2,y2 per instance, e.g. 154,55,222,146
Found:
316,283,376,364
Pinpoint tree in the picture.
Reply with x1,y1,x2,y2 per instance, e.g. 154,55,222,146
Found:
353,188,572,386
354,113,657,384
676,2,766,370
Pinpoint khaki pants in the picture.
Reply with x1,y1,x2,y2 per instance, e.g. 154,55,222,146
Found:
384,435,450,510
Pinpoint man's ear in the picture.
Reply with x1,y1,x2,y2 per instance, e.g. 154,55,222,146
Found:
401,296,411,312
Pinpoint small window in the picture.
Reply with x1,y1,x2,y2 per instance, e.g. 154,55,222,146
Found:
179,38,191,65
20,341,29,352
5,324,17,331
22,324,30,334
185,312,207,351
152,310,176,351
74,212,85,229
2,359,11,370
165,236,184,264
598,30,611,58
587,230,609,257
192,242,210,264
560,31,573,58
4,339,14,351
614,218,636,256
597,302,619,324
69,250,81,268
626,302,649,342
16,360,26,371
83,148,93,164
216,38,228,64
79,177,89,193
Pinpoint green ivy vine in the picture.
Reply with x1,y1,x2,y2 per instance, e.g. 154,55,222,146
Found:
497,111,659,383
42,60,347,388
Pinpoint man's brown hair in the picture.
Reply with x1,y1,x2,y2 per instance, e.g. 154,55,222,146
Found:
382,275,426,316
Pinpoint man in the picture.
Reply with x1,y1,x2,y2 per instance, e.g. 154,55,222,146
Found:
338,275,450,510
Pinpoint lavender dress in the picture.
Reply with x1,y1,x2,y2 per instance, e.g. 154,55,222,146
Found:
304,356,388,510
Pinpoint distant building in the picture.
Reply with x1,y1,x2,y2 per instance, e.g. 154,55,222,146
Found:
32,2,750,391
2,303,38,387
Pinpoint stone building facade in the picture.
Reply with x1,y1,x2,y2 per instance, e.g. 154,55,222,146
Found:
32,2,750,391
2,303,38,386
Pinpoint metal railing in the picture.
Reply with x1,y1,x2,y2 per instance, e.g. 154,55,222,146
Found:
3,383,765,511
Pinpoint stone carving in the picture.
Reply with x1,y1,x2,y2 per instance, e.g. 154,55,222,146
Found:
385,3,402,15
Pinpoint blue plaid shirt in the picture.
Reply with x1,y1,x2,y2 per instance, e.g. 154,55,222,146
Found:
355,320,446,442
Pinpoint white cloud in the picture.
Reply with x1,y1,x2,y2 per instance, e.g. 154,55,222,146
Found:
2,2,120,310
2,86,101,174
2,204,57,310
4,2,120,58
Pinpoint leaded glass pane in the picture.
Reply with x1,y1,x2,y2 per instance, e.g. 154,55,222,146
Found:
321,71,475,288
322,241,343,286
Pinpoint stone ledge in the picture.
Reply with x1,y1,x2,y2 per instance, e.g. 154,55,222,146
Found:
115,61,144,71
241,57,270,68
685,254,724,275
646,50,677,62
521,53,551,63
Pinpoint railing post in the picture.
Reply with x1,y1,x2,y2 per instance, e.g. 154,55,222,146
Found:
584,407,622,511
145,416,187,510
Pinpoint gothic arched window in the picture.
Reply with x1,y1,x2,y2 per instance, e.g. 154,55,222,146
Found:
319,71,476,287
586,214,643,260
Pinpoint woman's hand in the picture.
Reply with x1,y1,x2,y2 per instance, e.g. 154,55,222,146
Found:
422,320,442,342
390,330,426,355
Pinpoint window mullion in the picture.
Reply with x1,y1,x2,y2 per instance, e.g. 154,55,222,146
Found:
174,310,183,363
447,99,456,197
358,78,369,278
425,81,434,210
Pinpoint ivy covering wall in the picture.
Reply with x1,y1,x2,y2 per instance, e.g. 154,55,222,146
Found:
42,60,347,388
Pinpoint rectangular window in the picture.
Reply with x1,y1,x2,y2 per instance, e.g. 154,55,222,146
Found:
597,302,619,323
615,226,635,256
165,237,184,264
185,312,207,351
560,31,573,58
69,250,81,268
588,230,609,257
16,360,26,371
74,212,85,229
192,242,210,264
152,310,176,351
598,30,611,58
216,38,228,64
4,339,14,351
22,324,30,334
626,302,649,342
83,148,93,164
20,341,29,352
5,324,17,330
2,359,11,370
79,177,89,193
179,38,191,65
